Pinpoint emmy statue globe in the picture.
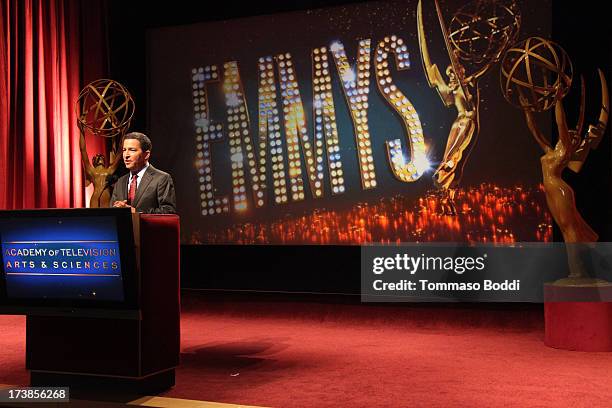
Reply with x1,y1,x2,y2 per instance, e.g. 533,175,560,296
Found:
76,79,135,208
500,37,609,285
417,0,520,215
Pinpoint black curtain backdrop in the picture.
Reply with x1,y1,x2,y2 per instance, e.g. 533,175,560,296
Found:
106,0,611,293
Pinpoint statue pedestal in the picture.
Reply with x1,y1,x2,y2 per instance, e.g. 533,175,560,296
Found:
544,283,612,351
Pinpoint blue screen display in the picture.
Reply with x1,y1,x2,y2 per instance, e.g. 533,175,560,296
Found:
0,216,124,301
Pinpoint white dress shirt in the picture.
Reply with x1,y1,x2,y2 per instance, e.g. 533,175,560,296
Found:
128,162,150,191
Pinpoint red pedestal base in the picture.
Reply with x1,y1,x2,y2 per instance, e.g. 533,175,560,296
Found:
544,284,612,351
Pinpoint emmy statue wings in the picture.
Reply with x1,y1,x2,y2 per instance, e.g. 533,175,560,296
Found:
110,165,177,214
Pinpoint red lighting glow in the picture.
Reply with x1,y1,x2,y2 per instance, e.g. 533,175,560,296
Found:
190,183,552,244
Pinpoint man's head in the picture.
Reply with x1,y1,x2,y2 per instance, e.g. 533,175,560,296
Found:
122,132,152,173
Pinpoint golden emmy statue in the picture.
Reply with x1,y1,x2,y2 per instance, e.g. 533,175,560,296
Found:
501,37,609,284
417,0,520,215
76,79,135,208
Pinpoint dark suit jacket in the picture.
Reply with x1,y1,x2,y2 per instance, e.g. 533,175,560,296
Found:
110,164,177,214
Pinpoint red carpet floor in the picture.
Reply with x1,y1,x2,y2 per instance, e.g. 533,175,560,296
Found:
2,294,612,407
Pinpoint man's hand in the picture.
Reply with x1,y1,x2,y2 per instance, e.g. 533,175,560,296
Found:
112,200,136,213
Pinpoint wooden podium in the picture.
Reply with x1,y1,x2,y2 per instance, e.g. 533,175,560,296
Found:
25,213,180,394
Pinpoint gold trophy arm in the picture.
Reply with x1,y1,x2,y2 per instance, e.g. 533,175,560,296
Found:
78,128,94,180
594,69,610,131
568,69,609,173
433,0,473,111
108,135,123,173
109,148,122,173
524,110,551,153
417,0,453,106
590,68,610,141
518,89,551,152
576,75,586,135
555,99,572,158
429,66,454,107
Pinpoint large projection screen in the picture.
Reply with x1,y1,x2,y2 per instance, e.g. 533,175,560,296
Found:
148,0,552,245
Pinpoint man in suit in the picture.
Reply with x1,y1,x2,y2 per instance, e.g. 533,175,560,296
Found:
111,132,176,214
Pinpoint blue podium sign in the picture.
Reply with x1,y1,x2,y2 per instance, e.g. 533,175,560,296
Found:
0,209,138,315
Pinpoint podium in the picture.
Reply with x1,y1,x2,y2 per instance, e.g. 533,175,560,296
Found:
0,209,180,394
544,284,612,351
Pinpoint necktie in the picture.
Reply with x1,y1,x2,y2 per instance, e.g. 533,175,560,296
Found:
128,174,138,205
